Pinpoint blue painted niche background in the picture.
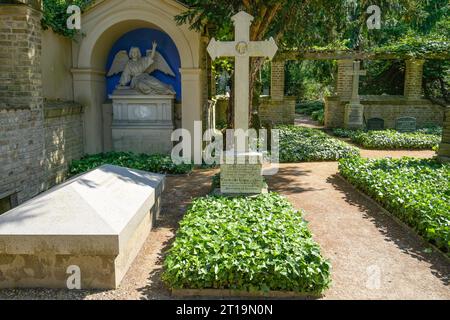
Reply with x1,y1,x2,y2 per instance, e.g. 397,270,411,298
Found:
106,28,181,101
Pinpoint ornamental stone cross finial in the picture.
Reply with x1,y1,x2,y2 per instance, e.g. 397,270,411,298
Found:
207,11,278,137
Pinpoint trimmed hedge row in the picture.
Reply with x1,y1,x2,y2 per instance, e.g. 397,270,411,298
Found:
339,157,449,254
278,126,360,162
163,193,331,293
332,128,441,150
68,152,193,176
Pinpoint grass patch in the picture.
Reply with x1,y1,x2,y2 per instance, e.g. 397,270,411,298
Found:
278,126,360,162
163,193,331,293
68,152,193,176
339,157,449,254
332,128,441,150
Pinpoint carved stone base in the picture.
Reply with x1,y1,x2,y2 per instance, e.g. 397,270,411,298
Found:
344,102,364,129
110,93,175,154
220,152,265,194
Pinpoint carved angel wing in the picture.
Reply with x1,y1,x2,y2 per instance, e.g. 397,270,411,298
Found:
107,50,129,77
145,51,176,77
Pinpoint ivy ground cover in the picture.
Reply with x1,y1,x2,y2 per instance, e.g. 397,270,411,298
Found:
163,193,331,293
278,126,359,162
69,152,193,176
332,128,441,150
339,157,449,254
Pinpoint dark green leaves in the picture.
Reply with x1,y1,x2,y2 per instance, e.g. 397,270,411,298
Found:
339,157,450,254
278,126,360,162
68,152,193,176
333,128,442,150
163,193,331,293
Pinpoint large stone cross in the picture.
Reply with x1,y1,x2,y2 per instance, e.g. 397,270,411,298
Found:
207,11,278,133
345,60,366,104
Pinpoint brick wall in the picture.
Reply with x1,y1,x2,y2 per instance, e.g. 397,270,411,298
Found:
214,96,295,127
324,95,444,129
259,96,296,125
336,60,354,101
0,4,45,203
271,61,285,101
0,3,84,206
404,59,424,99
43,101,84,190
438,107,450,162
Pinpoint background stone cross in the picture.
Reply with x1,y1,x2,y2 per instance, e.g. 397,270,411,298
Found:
345,60,367,104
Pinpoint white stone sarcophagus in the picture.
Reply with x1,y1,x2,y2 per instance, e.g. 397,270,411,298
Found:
110,92,175,154
0,165,165,289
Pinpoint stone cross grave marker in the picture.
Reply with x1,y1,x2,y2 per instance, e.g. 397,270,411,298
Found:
344,60,366,129
207,11,278,194
345,60,367,104
207,11,278,147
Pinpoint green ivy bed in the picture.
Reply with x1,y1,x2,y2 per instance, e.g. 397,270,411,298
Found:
339,157,449,254
278,126,360,162
163,193,331,294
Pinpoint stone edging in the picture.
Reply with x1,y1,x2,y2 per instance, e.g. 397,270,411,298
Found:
336,174,450,263
171,289,320,299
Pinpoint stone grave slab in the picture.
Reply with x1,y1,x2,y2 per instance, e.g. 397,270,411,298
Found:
367,118,385,131
0,165,165,289
396,117,417,132
345,102,364,129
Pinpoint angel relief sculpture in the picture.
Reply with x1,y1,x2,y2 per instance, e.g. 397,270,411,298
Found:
107,41,176,96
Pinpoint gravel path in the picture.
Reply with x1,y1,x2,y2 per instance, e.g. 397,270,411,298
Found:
267,162,449,300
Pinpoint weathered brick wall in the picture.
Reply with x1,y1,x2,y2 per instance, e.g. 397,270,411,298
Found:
259,96,296,125
43,101,84,190
404,59,424,99
336,60,354,101
214,96,295,127
0,4,45,204
271,61,285,101
324,96,344,128
324,95,444,129
438,107,450,162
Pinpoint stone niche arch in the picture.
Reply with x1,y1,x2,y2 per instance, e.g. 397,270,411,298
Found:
72,0,204,156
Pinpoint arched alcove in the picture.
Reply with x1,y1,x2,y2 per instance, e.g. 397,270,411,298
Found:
72,0,204,157
105,28,182,101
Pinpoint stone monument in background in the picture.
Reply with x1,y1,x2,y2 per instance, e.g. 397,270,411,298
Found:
207,11,278,194
107,42,176,154
344,60,366,129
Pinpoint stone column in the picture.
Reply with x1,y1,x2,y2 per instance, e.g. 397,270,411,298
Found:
180,68,203,163
0,1,45,204
404,59,425,99
72,69,106,154
271,60,285,101
336,60,353,101
438,107,450,162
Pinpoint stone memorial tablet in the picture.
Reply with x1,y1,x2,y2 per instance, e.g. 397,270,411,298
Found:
367,118,385,131
396,117,417,132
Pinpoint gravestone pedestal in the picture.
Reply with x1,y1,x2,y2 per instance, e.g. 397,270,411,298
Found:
344,102,364,129
111,90,175,154
220,152,266,194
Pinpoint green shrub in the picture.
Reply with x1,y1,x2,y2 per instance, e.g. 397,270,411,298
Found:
311,109,325,125
68,152,193,176
332,128,442,150
351,130,441,150
278,126,360,162
295,101,324,116
339,157,450,254
163,193,331,293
